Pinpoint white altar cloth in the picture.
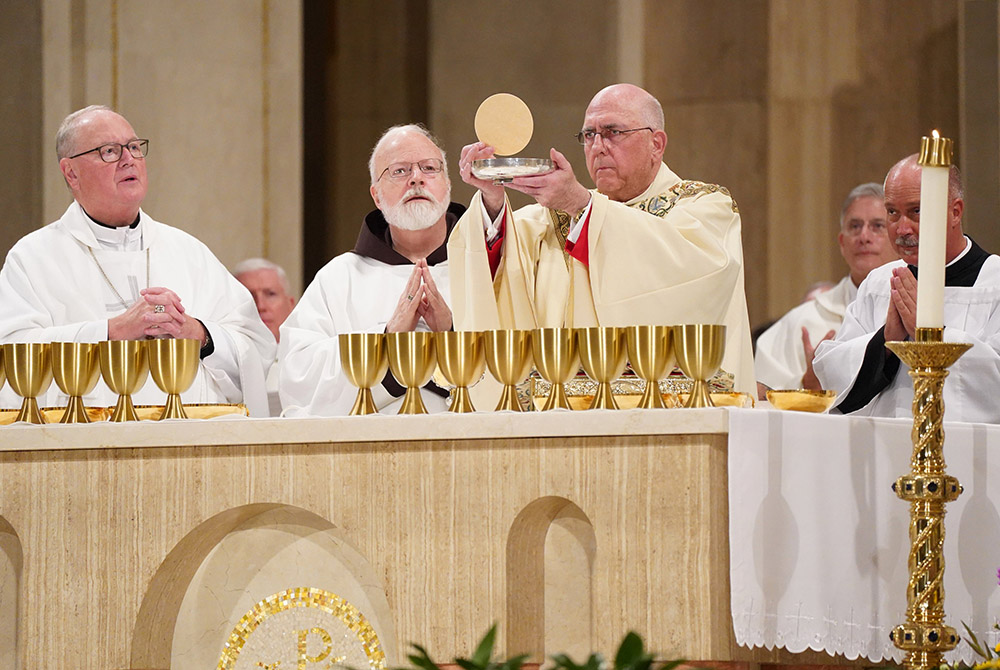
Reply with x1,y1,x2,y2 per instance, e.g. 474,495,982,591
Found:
728,408,1000,665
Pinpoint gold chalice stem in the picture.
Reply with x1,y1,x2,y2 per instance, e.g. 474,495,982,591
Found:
349,388,379,416
161,392,188,420
495,384,521,412
110,393,141,422
60,395,91,423
399,387,428,415
637,381,667,409
542,382,571,411
590,381,618,410
449,386,475,413
684,379,713,408
15,397,46,424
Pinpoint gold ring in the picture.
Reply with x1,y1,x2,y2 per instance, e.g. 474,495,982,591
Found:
154,304,165,313
407,294,414,301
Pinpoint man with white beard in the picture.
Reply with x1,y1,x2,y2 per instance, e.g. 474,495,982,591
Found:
279,124,463,416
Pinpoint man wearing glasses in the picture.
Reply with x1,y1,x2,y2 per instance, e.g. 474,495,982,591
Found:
279,124,463,416
755,183,898,397
449,83,754,394
0,105,275,415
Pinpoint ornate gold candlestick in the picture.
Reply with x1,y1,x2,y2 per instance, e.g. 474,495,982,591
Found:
885,327,968,670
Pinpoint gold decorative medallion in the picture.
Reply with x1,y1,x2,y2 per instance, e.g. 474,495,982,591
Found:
217,587,387,670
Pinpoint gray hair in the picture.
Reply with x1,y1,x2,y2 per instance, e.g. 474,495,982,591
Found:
368,123,448,185
840,182,885,222
232,257,292,295
641,95,665,131
56,105,114,159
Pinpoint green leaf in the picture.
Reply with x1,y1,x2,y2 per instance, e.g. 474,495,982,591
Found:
470,625,498,669
499,652,531,670
407,644,440,670
615,631,645,670
963,621,992,660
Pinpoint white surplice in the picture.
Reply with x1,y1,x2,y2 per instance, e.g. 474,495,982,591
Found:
755,275,857,390
814,250,1000,424
0,201,275,416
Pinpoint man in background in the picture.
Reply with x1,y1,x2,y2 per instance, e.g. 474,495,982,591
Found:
755,183,897,397
234,257,297,415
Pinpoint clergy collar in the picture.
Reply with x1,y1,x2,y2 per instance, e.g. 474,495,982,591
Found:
352,202,466,266
82,206,145,251
907,236,991,287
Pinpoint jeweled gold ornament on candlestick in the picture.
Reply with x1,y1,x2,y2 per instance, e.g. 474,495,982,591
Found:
434,331,485,413
386,332,436,415
532,327,579,411
3,342,52,424
625,325,673,409
147,338,200,420
99,340,149,422
484,329,533,411
51,342,101,423
339,332,389,416
886,327,968,670
577,327,627,410
673,324,726,408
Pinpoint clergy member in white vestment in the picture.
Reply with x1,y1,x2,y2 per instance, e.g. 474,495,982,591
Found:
755,183,898,396
0,105,275,415
279,124,460,416
234,258,297,416
449,83,754,394
814,155,1000,423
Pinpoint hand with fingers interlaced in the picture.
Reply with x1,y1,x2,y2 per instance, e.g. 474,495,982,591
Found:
385,260,452,333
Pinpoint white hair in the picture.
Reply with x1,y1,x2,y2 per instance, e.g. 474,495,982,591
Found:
56,105,115,159
839,182,885,223
368,123,448,185
232,257,292,294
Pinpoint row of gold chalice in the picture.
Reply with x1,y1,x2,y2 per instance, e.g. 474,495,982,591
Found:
338,324,725,416
1,339,200,424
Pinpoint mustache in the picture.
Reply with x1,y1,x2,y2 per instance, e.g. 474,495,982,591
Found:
401,186,438,205
895,234,918,248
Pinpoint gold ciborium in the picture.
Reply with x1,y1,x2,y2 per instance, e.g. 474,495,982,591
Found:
3,342,53,424
339,332,389,416
51,342,101,423
673,324,726,408
484,329,533,411
577,327,627,410
147,338,200,420
435,331,485,413
99,340,149,422
386,331,436,415
625,325,673,409
532,328,579,411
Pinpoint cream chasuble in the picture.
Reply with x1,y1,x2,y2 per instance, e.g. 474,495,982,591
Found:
449,162,754,393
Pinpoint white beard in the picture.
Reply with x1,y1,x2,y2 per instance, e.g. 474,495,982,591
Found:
381,186,450,231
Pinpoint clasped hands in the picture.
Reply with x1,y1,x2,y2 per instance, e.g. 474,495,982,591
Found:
459,142,591,221
885,266,918,342
108,286,207,345
386,259,452,333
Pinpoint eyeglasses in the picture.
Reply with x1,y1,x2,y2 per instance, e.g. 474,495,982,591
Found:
575,127,653,146
68,139,149,163
378,158,444,182
843,220,887,237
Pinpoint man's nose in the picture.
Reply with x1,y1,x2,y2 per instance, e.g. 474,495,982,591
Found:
408,167,425,185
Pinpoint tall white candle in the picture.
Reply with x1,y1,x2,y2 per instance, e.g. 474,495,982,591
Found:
915,131,954,330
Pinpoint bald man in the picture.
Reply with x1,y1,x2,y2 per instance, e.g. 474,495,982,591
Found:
814,155,1000,423
449,83,753,393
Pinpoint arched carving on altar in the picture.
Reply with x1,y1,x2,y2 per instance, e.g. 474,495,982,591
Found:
129,503,396,669
506,497,595,662
0,515,22,670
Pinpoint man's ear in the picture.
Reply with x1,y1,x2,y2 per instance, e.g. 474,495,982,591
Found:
949,197,964,228
370,183,381,209
59,157,78,189
652,130,667,158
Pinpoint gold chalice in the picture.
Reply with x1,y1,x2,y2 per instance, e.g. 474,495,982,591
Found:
673,324,726,408
532,327,579,410
576,327,627,410
3,342,53,424
99,340,149,422
51,342,100,423
626,325,674,409
386,331,436,414
434,331,485,413
147,338,200,420
339,332,389,416
484,329,533,411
